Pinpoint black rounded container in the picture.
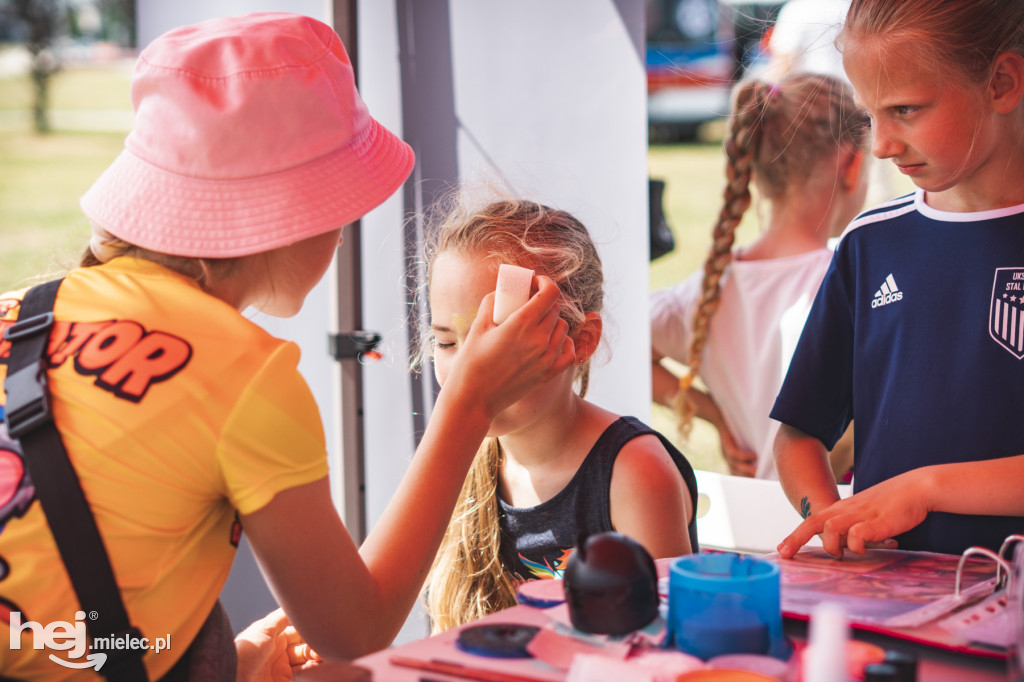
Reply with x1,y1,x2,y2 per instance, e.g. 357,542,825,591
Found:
562,531,659,635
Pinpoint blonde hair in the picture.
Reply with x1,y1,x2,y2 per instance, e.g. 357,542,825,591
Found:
841,0,1024,86
422,197,604,632
676,73,868,435
80,227,245,289
78,225,290,309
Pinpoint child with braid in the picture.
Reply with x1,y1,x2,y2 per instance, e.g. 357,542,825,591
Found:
424,197,697,632
651,73,869,478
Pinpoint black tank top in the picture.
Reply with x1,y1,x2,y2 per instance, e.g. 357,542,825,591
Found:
498,416,699,580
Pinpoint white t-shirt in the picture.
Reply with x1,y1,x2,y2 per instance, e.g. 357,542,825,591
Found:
650,248,833,479
768,0,851,82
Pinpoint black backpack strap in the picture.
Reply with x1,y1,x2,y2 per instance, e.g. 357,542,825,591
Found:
3,279,148,682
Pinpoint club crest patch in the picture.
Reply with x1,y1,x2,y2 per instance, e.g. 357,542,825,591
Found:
989,268,1024,359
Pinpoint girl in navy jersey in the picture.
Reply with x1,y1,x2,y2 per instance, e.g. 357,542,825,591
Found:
423,197,697,632
773,0,1024,558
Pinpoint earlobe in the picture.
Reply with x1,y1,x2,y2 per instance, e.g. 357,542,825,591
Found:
841,148,866,193
574,313,603,364
990,52,1024,114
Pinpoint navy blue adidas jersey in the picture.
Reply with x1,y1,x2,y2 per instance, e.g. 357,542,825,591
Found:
771,191,1024,554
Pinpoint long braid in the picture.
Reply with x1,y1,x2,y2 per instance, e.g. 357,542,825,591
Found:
675,80,771,436
673,73,866,438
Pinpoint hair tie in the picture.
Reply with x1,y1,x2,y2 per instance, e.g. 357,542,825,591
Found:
767,83,781,102
88,225,122,263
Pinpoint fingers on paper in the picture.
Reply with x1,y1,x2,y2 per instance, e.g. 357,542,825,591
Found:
778,515,825,558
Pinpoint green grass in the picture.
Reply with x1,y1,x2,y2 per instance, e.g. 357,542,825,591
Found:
0,62,131,291
0,59,133,111
0,129,125,290
648,140,760,292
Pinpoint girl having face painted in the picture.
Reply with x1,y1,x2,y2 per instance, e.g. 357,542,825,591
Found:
422,197,698,632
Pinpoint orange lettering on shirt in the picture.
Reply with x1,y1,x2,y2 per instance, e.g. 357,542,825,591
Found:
74,321,145,374
49,321,114,367
0,321,10,361
0,298,19,318
3,316,193,403
69,321,192,402
0,320,101,365
97,331,192,401
45,320,73,364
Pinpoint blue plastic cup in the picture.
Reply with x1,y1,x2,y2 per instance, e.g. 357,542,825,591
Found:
668,552,790,660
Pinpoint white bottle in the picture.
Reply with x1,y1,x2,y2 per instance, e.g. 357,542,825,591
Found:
804,602,850,682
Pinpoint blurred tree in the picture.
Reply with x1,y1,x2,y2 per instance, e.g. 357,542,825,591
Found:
6,0,65,133
64,2,79,38
96,0,133,46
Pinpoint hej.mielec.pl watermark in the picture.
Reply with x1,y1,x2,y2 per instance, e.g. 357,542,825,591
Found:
9,611,170,672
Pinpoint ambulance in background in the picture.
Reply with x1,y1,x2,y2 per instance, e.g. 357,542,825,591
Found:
647,0,782,142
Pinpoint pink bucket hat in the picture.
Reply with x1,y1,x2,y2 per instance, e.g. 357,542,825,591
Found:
80,12,415,258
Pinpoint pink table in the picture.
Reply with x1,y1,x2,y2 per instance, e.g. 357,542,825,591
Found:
353,604,1006,681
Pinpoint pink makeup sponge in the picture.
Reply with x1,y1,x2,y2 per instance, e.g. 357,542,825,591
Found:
493,263,534,324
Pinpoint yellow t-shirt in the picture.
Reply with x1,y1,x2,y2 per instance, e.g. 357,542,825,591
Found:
0,257,329,680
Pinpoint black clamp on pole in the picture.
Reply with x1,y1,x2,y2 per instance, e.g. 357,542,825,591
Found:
328,330,383,364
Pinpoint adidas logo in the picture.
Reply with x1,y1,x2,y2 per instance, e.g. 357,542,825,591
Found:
871,274,903,308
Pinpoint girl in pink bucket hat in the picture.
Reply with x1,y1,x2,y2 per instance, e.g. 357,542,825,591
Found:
0,12,574,680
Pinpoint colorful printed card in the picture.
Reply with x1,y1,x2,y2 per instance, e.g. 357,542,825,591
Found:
765,548,1008,658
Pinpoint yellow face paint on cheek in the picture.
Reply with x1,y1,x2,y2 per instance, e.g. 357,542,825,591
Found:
451,308,478,338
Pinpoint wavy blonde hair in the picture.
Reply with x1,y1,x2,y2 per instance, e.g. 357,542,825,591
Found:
422,197,604,632
675,73,868,435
